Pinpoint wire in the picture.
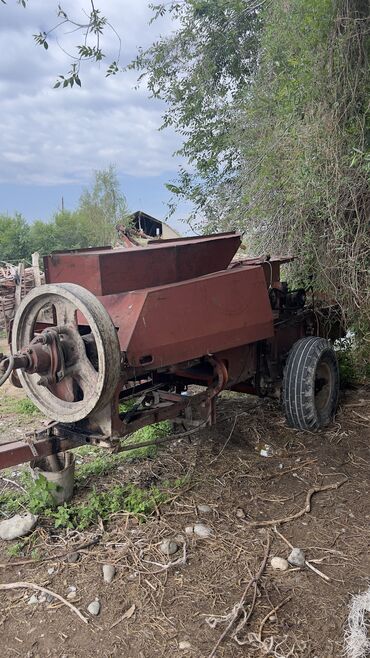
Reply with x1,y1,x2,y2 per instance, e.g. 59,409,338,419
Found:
0,356,14,387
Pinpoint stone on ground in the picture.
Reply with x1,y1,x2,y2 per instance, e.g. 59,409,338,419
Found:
0,513,38,540
102,564,116,583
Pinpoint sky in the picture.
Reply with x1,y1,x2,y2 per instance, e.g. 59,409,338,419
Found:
0,0,191,234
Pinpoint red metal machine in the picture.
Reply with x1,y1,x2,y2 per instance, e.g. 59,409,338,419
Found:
0,232,339,468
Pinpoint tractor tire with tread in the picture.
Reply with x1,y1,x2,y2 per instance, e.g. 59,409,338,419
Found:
283,337,339,431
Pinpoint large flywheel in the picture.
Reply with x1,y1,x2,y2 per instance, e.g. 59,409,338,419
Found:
11,283,121,423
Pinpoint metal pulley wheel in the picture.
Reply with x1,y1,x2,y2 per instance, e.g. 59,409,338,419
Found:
12,283,121,423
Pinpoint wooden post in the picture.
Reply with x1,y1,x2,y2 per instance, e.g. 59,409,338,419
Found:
31,252,42,287
14,261,24,311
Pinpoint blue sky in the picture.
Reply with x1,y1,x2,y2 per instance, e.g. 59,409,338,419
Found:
0,1,191,235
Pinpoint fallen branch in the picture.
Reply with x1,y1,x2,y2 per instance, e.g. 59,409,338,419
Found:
207,534,271,658
245,478,348,528
0,581,88,624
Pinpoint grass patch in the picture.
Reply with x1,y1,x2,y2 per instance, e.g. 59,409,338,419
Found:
0,420,179,534
0,396,40,416
74,420,172,483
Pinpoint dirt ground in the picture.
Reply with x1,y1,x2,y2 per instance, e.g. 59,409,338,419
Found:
0,380,369,658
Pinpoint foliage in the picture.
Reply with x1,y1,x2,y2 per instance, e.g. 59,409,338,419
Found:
51,483,167,530
6,541,24,557
1,1,121,86
336,335,370,387
26,474,59,514
131,0,262,214
141,0,369,350
78,165,130,246
0,167,130,262
0,420,173,532
226,0,370,338
75,421,172,483
14,398,39,415
0,213,30,262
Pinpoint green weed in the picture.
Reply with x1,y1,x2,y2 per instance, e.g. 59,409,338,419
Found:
0,420,178,533
74,420,172,484
6,542,24,558
0,396,40,416
48,483,168,530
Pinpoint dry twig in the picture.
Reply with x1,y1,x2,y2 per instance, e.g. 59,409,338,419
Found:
207,534,271,658
257,595,292,642
0,581,88,624
274,526,330,582
245,478,348,527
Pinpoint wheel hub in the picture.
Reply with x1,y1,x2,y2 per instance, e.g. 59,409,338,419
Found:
12,283,121,422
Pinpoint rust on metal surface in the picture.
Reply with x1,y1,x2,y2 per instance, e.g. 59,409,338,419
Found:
99,264,273,369
0,230,324,471
0,434,86,469
44,232,242,296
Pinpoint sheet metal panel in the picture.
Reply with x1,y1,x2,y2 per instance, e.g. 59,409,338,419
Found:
100,264,273,369
44,232,241,295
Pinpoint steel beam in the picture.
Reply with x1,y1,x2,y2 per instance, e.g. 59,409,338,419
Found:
0,434,86,470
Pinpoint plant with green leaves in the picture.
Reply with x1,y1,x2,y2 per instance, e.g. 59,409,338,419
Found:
130,0,262,216
1,1,121,87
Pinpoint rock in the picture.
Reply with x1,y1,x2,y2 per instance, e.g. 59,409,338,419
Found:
0,513,38,541
236,508,245,519
45,593,55,603
160,539,178,556
47,567,55,575
102,564,116,583
87,599,101,616
67,591,77,600
28,594,39,605
38,595,47,604
65,551,80,563
197,504,212,514
271,557,289,571
179,640,191,650
288,547,305,567
193,524,212,539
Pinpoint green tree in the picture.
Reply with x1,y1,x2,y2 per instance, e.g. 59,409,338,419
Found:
78,166,130,246
131,0,262,213
0,213,30,262
29,220,57,256
52,210,89,251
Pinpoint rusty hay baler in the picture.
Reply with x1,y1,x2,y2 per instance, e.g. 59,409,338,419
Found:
0,232,340,469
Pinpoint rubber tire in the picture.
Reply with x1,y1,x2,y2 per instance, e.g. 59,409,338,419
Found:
283,337,339,431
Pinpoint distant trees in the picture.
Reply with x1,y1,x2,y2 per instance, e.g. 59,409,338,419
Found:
0,213,30,262
0,167,130,263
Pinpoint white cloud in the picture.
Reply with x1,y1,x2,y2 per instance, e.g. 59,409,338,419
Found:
0,0,182,186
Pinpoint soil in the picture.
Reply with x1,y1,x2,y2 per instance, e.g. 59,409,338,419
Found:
0,380,369,658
